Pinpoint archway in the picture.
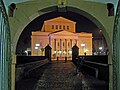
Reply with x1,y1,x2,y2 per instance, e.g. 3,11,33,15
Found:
16,10,108,57
15,5,110,88
15,6,111,56
9,1,114,90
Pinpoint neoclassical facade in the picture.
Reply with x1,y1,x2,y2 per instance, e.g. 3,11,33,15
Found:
31,17,92,59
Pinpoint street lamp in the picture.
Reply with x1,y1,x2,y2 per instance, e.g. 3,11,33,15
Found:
25,50,28,56
99,47,103,50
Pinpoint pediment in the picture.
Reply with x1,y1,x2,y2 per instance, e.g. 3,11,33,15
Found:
49,30,77,36
45,17,76,23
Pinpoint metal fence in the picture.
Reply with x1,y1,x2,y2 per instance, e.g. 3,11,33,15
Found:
0,0,11,90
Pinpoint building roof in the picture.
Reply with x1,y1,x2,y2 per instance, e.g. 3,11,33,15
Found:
44,17,76,23
32,31,50,36
49,30,77,36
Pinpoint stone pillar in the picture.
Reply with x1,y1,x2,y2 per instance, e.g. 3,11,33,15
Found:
72,39,74,47
51,39,54,56
55,39,57,57
76,39,78,46
49,37,52,47
60,39,63,57
66,39,68,57
74,39,77,45
11,53,16,90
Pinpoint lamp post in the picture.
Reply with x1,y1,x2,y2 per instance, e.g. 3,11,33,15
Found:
99,46,103,55
25,50,28,56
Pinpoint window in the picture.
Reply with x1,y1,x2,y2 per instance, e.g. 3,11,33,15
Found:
56,25,58,29
8,3,16,17
59,25,62,29
67,26,69,30
107,3,114,16
63,25,65,30
52,25,54,29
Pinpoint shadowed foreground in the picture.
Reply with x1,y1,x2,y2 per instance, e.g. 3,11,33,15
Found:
16,61,82,90
16,61,108,90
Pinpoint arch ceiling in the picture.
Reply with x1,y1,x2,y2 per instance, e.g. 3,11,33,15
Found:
4,0,118,14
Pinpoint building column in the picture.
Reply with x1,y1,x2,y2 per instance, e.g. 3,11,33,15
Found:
51,39,54,57
66,39,68,57
70,39,72,48
55,39,58,57
11,53,16,90
72,39,74,47
51,39,53,54
49,36,52,47
76,39,78,46
60,39,63,57
74,39,77,45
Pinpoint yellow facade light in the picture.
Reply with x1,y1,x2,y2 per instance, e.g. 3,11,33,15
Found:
35,44,40,46
35,46,38,49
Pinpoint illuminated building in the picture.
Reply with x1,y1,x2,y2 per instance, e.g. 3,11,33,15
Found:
31,17,92,59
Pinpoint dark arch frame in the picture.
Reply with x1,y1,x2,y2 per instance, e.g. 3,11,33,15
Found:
14,5,112,90
15,6,111,55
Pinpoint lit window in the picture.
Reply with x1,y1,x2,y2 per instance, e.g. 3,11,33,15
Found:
63,51,66,54
35,47,38,49
81,44,85,47
54,51,56,53
59,51,62,54
69,51,72,54
35,44,40,46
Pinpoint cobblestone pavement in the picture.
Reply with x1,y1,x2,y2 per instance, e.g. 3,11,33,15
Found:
16,61,82,90
16,61,108,90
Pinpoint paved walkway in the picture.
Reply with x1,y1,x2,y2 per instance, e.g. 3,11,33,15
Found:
16,61,82,90
16,61,108,90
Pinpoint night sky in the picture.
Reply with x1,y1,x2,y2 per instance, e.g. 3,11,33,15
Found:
16,11,103,54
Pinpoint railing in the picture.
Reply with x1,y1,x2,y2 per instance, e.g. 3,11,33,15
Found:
16,59,49,81
82,86,108,90
0,1,11,90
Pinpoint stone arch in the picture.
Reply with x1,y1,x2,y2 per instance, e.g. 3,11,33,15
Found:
67,6,111,50
9,1,115,90
13,6,111,55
